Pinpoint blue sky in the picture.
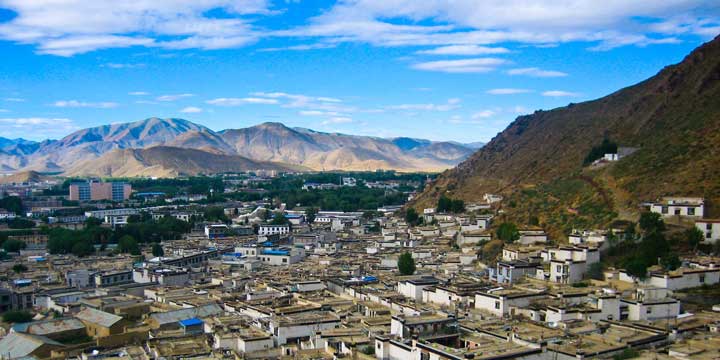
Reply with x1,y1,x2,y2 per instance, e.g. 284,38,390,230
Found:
0,1,718,143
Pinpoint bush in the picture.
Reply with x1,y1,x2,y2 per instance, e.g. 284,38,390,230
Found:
2,239,26,252
152,243,164,257
583,138,617,165
12,264,28,273
496,222,520,243
2,310,33,323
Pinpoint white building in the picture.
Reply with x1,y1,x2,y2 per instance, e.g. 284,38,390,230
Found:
649,197,704,218
695,219,720,244
397,277,439,303
258,224,290,236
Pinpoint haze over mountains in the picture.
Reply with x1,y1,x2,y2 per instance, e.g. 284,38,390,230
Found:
414,35,720,225
0,119,477,176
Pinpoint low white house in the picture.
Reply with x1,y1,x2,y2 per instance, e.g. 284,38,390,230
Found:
695,219,720,244
258,224,290,236
649,197,704,218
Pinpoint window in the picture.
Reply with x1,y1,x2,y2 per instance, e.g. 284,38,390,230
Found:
494,301,500,309
556,265,562,272
708,232,712,239
674,208,681,215
646,307,652,314
688,208,695,216
707,224,713,230
661,206,668,214
700,274,705,283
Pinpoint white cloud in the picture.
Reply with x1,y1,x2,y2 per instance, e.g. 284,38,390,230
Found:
507,67,568,77
0,1,714,56
250,91,355,112
0,117,80,139
321,117,353,125
3,98,25,102
387,98,461,112
206,97,279,106
102,63,145,69
180,106,203,113
416,45,510,55
486,88,532,95
128,91,149,96
156,93,194,102
542,90,580,97
0,109,9,113
299,110,340,116
53,100,118,108
412,58,506,73
471,110,495,119
258,43,337,52
289,1,714,51
0,1,274,56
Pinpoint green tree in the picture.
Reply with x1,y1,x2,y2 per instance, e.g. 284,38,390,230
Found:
152,243,164,257
639,212,665,234
12,263,28,273
84,217,103,228
270,213,290,225
397,252,416,275
450,199,465,213
71,240,94,257
496,222,520,243
586,262,604,280
6,218,35,229
684,227,703,250
305,207,318,223
2,310,33,323
405,208,419,225
624,258,648,280
2,239,27,252
0,196,23,215
660,253,681,271
118,235,140,255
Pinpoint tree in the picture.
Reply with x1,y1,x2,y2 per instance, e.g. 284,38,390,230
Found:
2,239,26,252
586,262,604,280
71,240,94,257
405,208,419,225
152,243,165,257
660,253,681,271
450,199,465,213
12,264,28,273
270,213,290,225
84,217,103,228
6,218,35,229
496,222,520,243
685,227,703,251
639,212,665,234
0,196,23,215
118,235,140,255
305,207,318,223
624,258,648,280
2,310,33,323
397,252,416,275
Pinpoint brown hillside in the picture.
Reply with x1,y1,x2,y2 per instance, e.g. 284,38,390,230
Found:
64,146,302,177
414,35,720,231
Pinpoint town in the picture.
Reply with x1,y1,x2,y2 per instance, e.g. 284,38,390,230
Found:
0,171,718,360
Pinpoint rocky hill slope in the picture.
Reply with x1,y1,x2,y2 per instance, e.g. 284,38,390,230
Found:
0,119,475,175
414,35,720,233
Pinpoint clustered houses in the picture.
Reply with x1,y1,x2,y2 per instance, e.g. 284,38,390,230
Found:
4,182,720,360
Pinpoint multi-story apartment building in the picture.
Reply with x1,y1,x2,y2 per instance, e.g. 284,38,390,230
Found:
68,181,132,201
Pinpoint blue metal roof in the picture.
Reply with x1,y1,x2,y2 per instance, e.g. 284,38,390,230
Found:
179,317,203,327
262,249,289,256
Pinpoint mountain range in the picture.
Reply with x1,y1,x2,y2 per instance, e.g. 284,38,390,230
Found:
0,119,477,176
413,34,720,232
